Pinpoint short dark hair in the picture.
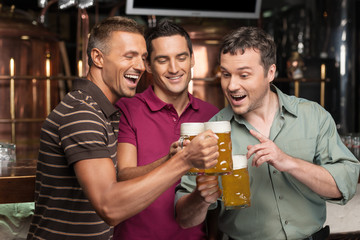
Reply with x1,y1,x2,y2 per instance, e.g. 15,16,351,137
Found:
219,26,276,74
145,19,193,61
87,16,144,66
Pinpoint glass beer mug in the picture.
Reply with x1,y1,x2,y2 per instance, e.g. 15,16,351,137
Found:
203,121,233,175
221,154,251,209
180,122,205,175
0,142,16,176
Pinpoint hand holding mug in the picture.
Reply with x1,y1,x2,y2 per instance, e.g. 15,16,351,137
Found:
195,175,221,204
183,130,219,170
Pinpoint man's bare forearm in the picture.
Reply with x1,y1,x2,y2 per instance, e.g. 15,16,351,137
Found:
175,191,211,229
117,155,169,181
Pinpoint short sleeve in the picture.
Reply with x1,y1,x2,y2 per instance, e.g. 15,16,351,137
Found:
57,96,111,165
116,99,137,147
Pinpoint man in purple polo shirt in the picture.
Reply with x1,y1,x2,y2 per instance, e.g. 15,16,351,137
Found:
114,19,219,239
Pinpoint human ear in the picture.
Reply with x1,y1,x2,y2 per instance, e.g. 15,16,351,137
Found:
267,64,276,83
190,54,195,68
145,60,152,73
91,48,103,68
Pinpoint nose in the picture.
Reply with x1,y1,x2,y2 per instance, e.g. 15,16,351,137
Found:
168,59,179,74
134,57,146,72
227,76,240,92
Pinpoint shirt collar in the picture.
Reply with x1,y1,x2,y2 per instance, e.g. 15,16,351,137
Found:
142,85,199,112
72,79,119,118
271,84,298,118
219,84,298,122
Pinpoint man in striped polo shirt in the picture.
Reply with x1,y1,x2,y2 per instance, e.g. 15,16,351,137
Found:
27,16,219,240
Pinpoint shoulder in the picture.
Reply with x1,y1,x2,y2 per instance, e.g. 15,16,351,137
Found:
192,97,219,112
277,87,330,120
281,94,335,134
115,92,146,111
296,97,330,119
52,90,107,127
209,105,233,121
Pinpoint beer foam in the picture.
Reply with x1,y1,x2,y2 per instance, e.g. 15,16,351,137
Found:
232,155,248,169
180,122,205,136
204,121,231,133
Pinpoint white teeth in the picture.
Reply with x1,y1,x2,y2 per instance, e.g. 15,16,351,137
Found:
125,74,139,80
168,76,181,80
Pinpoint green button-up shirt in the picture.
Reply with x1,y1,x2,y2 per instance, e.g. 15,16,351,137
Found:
176,85,360,240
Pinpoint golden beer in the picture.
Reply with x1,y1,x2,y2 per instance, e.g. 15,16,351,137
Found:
204,121,233,175
221,155,251,209
180,122,205,175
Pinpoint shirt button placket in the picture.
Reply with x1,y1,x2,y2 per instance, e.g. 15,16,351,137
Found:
167,105,178,123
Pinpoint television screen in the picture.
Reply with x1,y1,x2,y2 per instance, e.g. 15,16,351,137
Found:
125,0,262,19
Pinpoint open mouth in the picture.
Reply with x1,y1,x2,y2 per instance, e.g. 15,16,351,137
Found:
124,74,140,84
231,94,246,102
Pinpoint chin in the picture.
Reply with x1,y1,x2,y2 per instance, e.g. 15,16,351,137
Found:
124,91,136,98
116,89,135,99
230,105,247,116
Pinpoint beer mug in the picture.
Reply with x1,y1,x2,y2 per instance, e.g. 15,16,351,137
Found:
180,122,205,175
203,121,232,175
221,154,251,209
0,142,16,176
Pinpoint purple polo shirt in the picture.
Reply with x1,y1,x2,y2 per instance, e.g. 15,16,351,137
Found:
114,86,219,240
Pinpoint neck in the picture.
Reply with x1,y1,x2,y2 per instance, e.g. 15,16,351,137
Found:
153,87,189,116
244,90,279,138
87,69,117,105
172,94,190,116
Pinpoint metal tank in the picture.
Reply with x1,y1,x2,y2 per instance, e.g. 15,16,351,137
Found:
183,23,231,110
0,4,61,162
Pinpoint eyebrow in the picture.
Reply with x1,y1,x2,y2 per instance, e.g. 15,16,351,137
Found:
153,51,189,61
220,66,252,71
176,52,190,57
124,50,148,58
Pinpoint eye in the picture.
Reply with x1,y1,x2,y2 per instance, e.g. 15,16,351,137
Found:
221,71,231,78
240,73,249,78
178,55,187,62
156,57,167,64
125,53,135,59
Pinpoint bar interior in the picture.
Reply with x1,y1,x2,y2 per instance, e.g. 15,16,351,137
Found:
0,0,359,239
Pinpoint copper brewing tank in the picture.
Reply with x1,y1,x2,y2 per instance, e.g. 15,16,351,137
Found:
183,23,230,110
0,5,61,161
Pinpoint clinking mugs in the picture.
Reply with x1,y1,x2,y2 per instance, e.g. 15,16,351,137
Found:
221,154,251,209
180,121,233,175
180,122,205,175
203,121,233,175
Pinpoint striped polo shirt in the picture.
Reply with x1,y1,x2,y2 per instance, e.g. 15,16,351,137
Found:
27,79,120,239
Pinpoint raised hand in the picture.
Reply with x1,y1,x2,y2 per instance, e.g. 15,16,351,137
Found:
247,129,295,172
184,130,219,170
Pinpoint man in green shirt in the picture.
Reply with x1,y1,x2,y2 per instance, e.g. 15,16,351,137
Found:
175,26,360,240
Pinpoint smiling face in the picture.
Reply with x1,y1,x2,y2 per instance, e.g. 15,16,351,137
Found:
146,35,194,101
220,48,276,117
101,31,147,99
